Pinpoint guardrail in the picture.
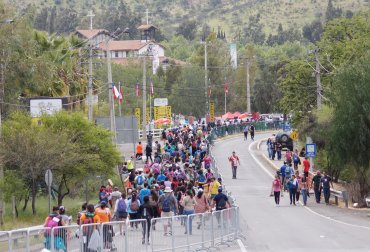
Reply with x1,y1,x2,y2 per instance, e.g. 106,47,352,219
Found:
331,189,349,208
0,207,239,252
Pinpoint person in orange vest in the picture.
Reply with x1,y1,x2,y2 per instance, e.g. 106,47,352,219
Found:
136,142,143,160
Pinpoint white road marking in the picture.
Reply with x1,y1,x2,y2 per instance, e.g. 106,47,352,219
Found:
237,238,248,252
248,138,370,231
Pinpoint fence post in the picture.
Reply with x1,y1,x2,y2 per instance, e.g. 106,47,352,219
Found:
342,191,348,208
211,211,215,248
171,217,175,252
220,210,225,245
200,214,205,250
125,221,128,252
186,215,190,252
50,228,55,252
25,229,30,252
8,231,12,252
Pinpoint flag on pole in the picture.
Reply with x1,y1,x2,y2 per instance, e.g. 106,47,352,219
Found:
224,80,229,94
136,80,140,97
119,82,123,103
112,83,120,100
150,80,154,96
208,86,212,97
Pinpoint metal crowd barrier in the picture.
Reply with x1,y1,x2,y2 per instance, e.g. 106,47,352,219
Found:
1,207,239,252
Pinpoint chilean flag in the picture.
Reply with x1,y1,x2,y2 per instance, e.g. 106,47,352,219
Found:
119,82,123,103
112,84,121,100
136,80,140,97
224,80,229,94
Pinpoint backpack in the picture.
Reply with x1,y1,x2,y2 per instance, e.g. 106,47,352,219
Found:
130,199,139,211
142,206,152,219
45,215,61,235
81,216,94,235
117,199,127,215
217,195,227,210
162,196,172,212
137,175,144,185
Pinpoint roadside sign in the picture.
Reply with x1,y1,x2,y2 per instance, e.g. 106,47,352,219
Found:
306,143,317,158
283,125,291,132
135,108,141,129
154,98,168,107
290,130,298,141
44,169,53,187
209,102,215,122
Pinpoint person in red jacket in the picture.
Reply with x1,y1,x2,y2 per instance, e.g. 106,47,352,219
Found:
303,157,310,178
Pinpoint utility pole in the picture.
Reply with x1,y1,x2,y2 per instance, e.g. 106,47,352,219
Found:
246,60,251,113
142,56,147,140
314,49,322,109
204,42,208,117
106,38,117,144
87,11,94,122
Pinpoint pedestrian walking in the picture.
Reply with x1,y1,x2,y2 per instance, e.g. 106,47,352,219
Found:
293,149,301,170
127,192,141,229
321,172,334,205
287,175,298,205
243,125,249,141
303,157,310,178
300,177,309,206
43,206,66,251
228,151,240,179
211,187,231,226
295,172,302,202
250,124,255,141
145,144,153,162
180,191,197,235
158,187,178,236
311,171,322,203
79,204,100,252
267,138,273,159
136,142,143,159
194,189,209,229
279,162,287,191
271,175,282,206
114,193,128,235
139,196,154,244
95,201,114,250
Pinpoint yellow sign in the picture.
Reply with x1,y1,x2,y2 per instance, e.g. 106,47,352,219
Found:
154,106,171,120
146,110,150,124
209,102,215,122
134,108,141,129
166,106,172,119
290,130,298,141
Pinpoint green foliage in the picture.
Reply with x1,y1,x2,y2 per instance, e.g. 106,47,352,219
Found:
302,20,323,44
176,20,197,41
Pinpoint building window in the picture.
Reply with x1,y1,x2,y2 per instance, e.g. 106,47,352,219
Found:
115,51,119,58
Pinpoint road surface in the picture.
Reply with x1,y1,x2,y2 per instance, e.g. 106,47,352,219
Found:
212,133,370,252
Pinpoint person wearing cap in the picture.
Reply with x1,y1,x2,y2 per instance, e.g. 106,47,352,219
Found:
211,187,230,226
228,151,240,179
195,188,209,229
158,187,178,236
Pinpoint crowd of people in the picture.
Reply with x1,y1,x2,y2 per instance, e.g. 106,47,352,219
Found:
43,125,232,251
268,135,334,207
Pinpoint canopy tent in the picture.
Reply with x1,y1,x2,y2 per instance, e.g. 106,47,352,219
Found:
221,112,235,120
239,113,252,119
233,112,241,118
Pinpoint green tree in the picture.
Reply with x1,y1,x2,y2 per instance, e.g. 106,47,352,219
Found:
325,0,342,22
328,56,370,205
176,20,197,41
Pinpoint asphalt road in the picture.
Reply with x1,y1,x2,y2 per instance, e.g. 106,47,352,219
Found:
212,132,370,252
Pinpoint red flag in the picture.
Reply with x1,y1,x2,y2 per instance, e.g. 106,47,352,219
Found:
150,81,154,96
119,82,123,103
136,80,140,97
224,80,229,94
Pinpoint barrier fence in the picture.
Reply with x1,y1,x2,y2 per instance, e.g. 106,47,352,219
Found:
0,207,239,252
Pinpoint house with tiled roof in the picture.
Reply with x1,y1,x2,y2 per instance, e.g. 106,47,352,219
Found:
75,29,113,47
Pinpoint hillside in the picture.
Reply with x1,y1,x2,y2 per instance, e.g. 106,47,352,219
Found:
6,0,369,40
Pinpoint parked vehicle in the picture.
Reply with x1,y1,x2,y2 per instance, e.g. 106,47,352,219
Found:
275,132,293,151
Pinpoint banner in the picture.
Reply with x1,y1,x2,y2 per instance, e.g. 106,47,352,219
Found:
230,43,237,69
210,102,215,122
154,106,171,120
134,108,141,129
